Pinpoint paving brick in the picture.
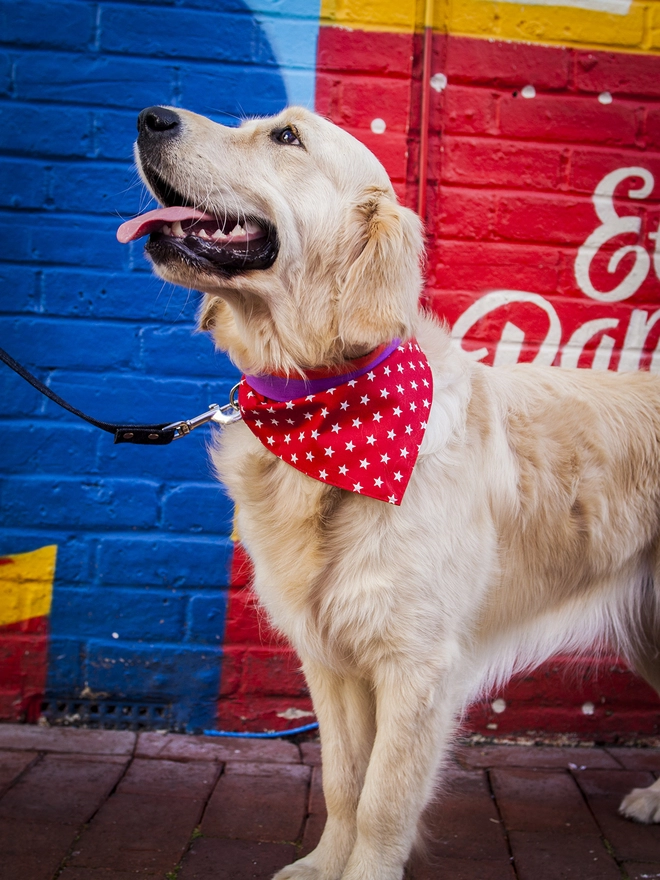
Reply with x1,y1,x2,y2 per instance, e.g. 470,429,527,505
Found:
410,856,516,880
455,744,621,770
607,746,660,771
203,761,310,842
136,731,300,764
116,757,219,798
422,766,509,861
0,749,37,794
490,768,598,833
300,742,321,766
300,765,326,857
508,830,621,880
623,862,660,880
68,792,205,872
0,723,135,754
0,818,81,880
178,837,297,880
573,769,660,862
0,754,127,825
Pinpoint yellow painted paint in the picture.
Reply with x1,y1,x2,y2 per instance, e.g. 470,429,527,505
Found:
0,545,57,627
320,0,660,54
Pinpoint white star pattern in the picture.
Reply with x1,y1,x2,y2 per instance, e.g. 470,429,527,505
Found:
238,338,433,507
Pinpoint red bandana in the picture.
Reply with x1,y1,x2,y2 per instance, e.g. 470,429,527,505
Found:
238,340,433,505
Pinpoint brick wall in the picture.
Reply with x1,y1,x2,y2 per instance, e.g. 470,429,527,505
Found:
0,0,318,731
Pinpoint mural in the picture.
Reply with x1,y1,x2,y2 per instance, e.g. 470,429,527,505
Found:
1,0,659,736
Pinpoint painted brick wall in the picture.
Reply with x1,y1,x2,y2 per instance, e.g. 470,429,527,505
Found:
0,0,318,731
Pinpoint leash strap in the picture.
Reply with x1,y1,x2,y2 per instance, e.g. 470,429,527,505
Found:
1,345,182,445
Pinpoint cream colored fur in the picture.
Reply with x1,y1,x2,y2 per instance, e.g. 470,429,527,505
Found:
138,106,660,880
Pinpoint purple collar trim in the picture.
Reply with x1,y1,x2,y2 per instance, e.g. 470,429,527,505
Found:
244,339,401,402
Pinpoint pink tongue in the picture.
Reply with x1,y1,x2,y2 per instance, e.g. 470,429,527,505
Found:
116,207,215,244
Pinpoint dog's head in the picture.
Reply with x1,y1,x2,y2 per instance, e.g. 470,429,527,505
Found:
120,106,424,374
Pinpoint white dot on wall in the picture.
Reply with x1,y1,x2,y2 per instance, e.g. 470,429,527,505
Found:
581,701,595,715
430,73,448,93
598,91,613,105
370,118,386,134
491,698,507,714
521,85,536,99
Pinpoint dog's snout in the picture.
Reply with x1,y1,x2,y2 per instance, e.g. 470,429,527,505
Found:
137,106,181,138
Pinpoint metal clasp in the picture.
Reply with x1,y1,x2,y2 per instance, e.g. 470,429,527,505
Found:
164,383,242,440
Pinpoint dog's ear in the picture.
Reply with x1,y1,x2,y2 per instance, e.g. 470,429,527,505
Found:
337,189,423,349
198,293,221,332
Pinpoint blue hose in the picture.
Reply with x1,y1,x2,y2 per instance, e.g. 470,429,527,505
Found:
202,721,319,738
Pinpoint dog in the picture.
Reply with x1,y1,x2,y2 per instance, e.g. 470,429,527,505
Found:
117,105,660,880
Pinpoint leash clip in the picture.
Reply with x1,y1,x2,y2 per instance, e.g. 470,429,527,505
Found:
165,384,242,439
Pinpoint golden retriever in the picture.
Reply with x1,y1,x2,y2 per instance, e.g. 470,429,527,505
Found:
118,105,660,880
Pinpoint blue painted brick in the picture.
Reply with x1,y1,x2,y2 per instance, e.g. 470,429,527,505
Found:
51,586,188,642
0,1,94,51
0,159,49,210
84,638,222,701
13,52,181,110
0,476,161,530
0,212,131,270
0,421,99,474
46,637,85,696
0,52,11,98
186,591,228,645
0,264,41,312
0,103,94,158
0,316,140,370
139,324,237,378
99,5,274,66
178,63,288,119
39,269,188,321
0,366,46,417
47,162,142,217
92,108,150,161
96,534,233,588
161,483,234,535
0,531,92,585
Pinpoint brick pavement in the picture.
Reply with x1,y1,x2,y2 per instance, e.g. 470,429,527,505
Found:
0,724,657,879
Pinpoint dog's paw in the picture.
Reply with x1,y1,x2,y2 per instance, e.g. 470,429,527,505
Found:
619,779,660,823
273,860,326,880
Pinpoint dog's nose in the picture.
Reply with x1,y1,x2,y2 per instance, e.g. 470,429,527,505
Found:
137,106,181,137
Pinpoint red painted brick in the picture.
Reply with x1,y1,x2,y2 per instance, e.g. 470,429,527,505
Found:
422,767,510,861
178,837,297,880
441,85,498,136
0,754,127,826
223,587,281,646
645,105,660,149
230,543,253,587
437,136,567,191
445,34,570,90
0,749,37,794
241,647,309,698
342,128,410,183
426,186,496,241
317,25,413,77
507,830,621,880
203,761,310,842
575,50,660,98
136,731,299,764
492,191,596,245
491,768,599,833
568,145,660,195
427,241,561,294
315,72,411,131
216,694,315,733
499,92,642,146
68,792,205,872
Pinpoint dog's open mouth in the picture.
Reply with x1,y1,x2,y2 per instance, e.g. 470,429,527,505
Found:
117,201,278,276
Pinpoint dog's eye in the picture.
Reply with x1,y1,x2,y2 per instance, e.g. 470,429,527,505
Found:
272,127,303,147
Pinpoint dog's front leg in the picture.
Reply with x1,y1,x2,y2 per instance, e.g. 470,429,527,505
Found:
273,661,376,880
339,661,457,880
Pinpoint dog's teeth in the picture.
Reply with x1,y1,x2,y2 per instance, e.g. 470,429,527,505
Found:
171,220,185,237
161,224,171,235
212,228,228,240
229,224,246,236
198,229,210,239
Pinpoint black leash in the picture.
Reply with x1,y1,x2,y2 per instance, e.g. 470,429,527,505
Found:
0,346,241,445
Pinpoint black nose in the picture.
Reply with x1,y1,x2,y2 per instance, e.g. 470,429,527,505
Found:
137,106,181,137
